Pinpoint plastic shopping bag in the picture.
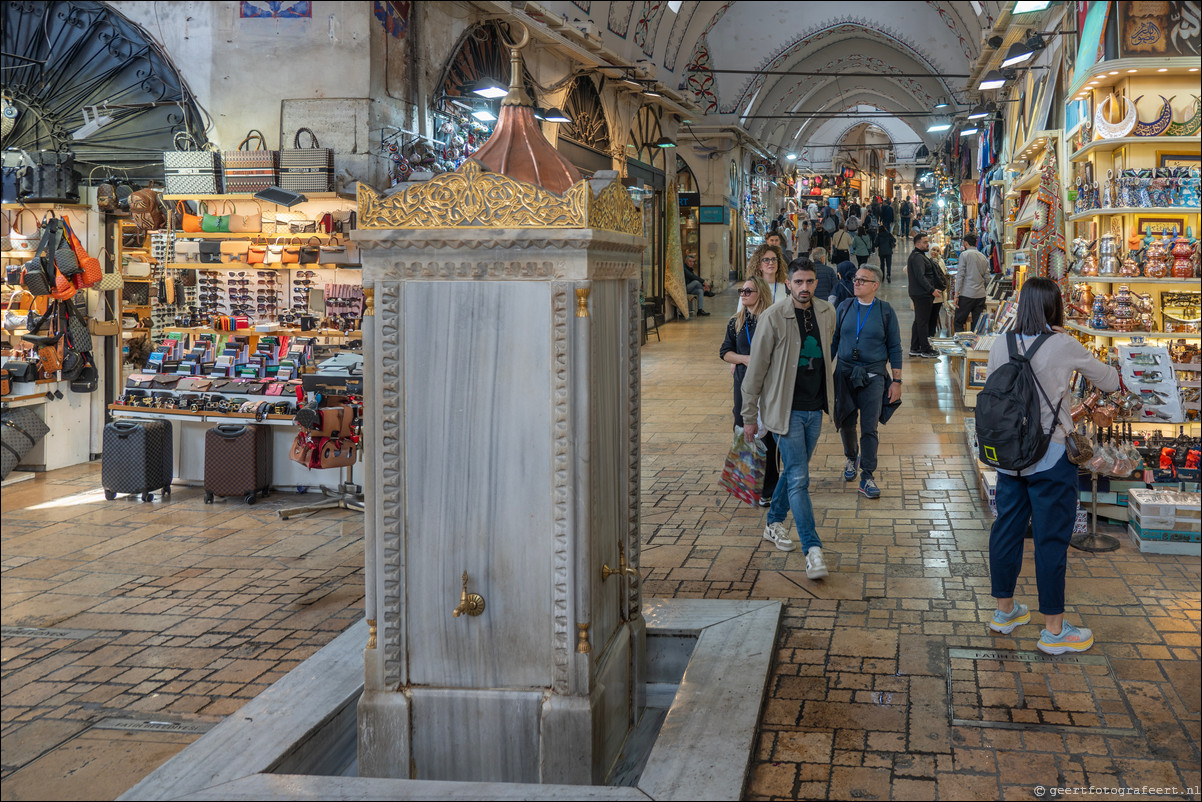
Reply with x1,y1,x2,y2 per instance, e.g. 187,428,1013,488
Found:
719,428,767,505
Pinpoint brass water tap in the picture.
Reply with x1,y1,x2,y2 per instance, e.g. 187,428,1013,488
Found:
452,571,485,617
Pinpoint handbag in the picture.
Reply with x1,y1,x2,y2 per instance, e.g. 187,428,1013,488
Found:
163,132,222,195
172,240,200,261
69,354,99,393
3,360,39,383
6,209,40,251
290,432,316,467
718,430,767,505
64,304,92,354
129,188,165,232
201,213,230,233
21,258,52,296
62,220,102,288
97,270,124,291
199,241,223,263
125,260,153,277
298,236,321,264
317,437,358,469
220,240,251,262
228,209,262,233
279,127,335,193
289,219,317,234
1065,427,1094,466
222,130,278,193
247,243,268,264
317,236,357,265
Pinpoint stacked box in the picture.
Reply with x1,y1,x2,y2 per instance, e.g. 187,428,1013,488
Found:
978,468,997,518
1126,489,1201,555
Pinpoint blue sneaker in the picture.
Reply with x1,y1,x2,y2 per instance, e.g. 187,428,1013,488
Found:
989,603,1030,634
859,476,880,499
843,458,857,482
1038,621,1094,655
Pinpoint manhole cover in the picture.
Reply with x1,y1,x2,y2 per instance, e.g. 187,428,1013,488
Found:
947,647,1141,736
92,717,213,735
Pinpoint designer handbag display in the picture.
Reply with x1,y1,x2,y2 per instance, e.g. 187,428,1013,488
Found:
163,133,222,195
222,130,278,193
278,127,335,193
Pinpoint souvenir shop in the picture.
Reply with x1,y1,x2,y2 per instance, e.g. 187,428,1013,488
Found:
932,2,1200,554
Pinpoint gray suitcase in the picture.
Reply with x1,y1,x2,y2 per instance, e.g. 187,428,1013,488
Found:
102,419,173,501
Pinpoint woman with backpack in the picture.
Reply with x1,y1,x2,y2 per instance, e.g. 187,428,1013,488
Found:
828,260,856,307
851,228,874,267
983,277,1119,655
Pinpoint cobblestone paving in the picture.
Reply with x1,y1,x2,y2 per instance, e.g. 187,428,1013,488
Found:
1,270,1199,800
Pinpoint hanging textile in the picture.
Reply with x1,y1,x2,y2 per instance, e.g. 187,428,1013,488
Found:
1030,148,1067,295
664,183,690,318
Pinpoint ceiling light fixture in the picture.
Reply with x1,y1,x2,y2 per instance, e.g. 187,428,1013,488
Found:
960,127,979,136
978,70,1007,90
1013,1,1051,12
652,135,676,148
641,84,662,98
72,105,114,140
927,120,952,133
786,153,797,160
933,97,952,109
1002,42,1036,68
471,108,498,122
469,77,508,99
542,107,571,123
967,105,990,120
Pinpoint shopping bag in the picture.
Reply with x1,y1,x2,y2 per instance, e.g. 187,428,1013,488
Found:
718,429,767,505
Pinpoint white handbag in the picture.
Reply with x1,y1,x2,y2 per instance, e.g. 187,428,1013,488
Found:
125,260,153,278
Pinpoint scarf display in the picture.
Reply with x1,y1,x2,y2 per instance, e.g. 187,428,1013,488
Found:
1030,148,1067,294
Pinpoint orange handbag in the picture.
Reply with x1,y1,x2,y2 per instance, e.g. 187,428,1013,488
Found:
179,201,204,233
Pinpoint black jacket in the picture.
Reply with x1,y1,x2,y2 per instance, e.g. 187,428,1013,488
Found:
719,314,758,425
907,249,946,299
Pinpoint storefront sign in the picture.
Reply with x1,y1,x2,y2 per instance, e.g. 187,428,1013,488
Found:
678,192,700,207
699,206,730,224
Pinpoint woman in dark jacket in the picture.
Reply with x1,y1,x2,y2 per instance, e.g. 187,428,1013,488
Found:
876,228,896,283
720,275,778,506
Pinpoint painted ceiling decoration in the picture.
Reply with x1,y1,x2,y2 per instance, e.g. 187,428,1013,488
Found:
756,55,942,122
632,1,668,58
925,0,975,61
661,1,700,71
608,0,634,37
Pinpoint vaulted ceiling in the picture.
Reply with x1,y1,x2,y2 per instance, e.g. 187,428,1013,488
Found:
530,0,1003,161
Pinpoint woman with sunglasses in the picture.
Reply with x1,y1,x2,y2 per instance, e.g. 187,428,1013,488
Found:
745,243,788,305
720,275,779,506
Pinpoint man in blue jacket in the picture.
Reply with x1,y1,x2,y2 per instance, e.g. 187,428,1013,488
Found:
831,264,903,499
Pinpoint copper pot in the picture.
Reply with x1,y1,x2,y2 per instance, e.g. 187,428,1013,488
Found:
1082,389,1103,410
1070,402,1089,423
1091,402,1118,428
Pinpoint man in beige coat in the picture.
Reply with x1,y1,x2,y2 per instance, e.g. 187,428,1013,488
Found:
742,259,837,579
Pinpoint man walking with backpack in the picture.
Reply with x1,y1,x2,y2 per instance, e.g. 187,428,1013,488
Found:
976,278,1118,654
900,197,913,236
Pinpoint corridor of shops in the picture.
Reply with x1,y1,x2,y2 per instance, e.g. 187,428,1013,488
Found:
4,248,1199,798
3,0,1201,799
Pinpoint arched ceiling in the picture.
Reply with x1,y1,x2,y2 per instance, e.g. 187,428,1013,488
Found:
525,1,1002,159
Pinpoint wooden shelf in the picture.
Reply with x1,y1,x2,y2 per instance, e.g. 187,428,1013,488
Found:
1,202,88,210
162,326,350,338
1068,206,1201,223
107,404,298,421
173,232,340,239
166,262,359,270
1067,321,1202,339
1070,135,1201,162
1070,276,1202,286
1069,57,1202,96
162,192,352,202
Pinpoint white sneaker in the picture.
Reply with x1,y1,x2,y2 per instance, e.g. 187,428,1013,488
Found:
806,546,829,580
763,522,796,552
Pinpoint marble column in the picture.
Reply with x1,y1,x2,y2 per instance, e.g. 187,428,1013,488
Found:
354,168,646,785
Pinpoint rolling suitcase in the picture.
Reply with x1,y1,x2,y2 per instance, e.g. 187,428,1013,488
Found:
102,419,173,501
204,423,272,504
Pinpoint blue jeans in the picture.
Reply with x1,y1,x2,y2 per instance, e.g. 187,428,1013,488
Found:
686,280,704,311
989,453,1077,615
769,409,824,552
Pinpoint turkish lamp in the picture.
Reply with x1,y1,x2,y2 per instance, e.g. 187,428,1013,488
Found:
978,70,1007,91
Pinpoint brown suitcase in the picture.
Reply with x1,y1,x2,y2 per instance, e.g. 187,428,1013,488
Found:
203,424,272,504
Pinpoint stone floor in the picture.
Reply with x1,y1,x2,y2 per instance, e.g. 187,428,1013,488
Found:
2,256,1200,801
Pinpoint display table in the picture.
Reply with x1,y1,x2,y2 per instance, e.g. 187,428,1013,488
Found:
108,406,347,490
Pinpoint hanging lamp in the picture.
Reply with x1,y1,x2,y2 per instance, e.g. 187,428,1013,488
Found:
469,24,582,195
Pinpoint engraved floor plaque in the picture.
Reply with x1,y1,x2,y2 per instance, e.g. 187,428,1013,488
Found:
946,647,1142,736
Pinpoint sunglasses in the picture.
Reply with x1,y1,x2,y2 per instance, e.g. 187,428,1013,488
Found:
738,288,758,296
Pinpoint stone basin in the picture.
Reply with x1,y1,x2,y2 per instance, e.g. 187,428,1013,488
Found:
120,599,781,801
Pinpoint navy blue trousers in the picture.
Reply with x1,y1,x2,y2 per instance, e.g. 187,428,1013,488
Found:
989,453,1078,615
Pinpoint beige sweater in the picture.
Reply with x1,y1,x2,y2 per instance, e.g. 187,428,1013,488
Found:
986,332,1119,445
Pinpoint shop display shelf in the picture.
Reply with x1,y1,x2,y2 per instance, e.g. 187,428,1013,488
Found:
162,326,351,338
1066,321,1202,339
165,263,360,270
1,250,37,258
1070,276,1202,286
173,232,341,239
1069,135,1201,162
162,192,353,202
1069,57,1202,96
1068,206,1200,223
1,202,88,211
107,405,297,422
